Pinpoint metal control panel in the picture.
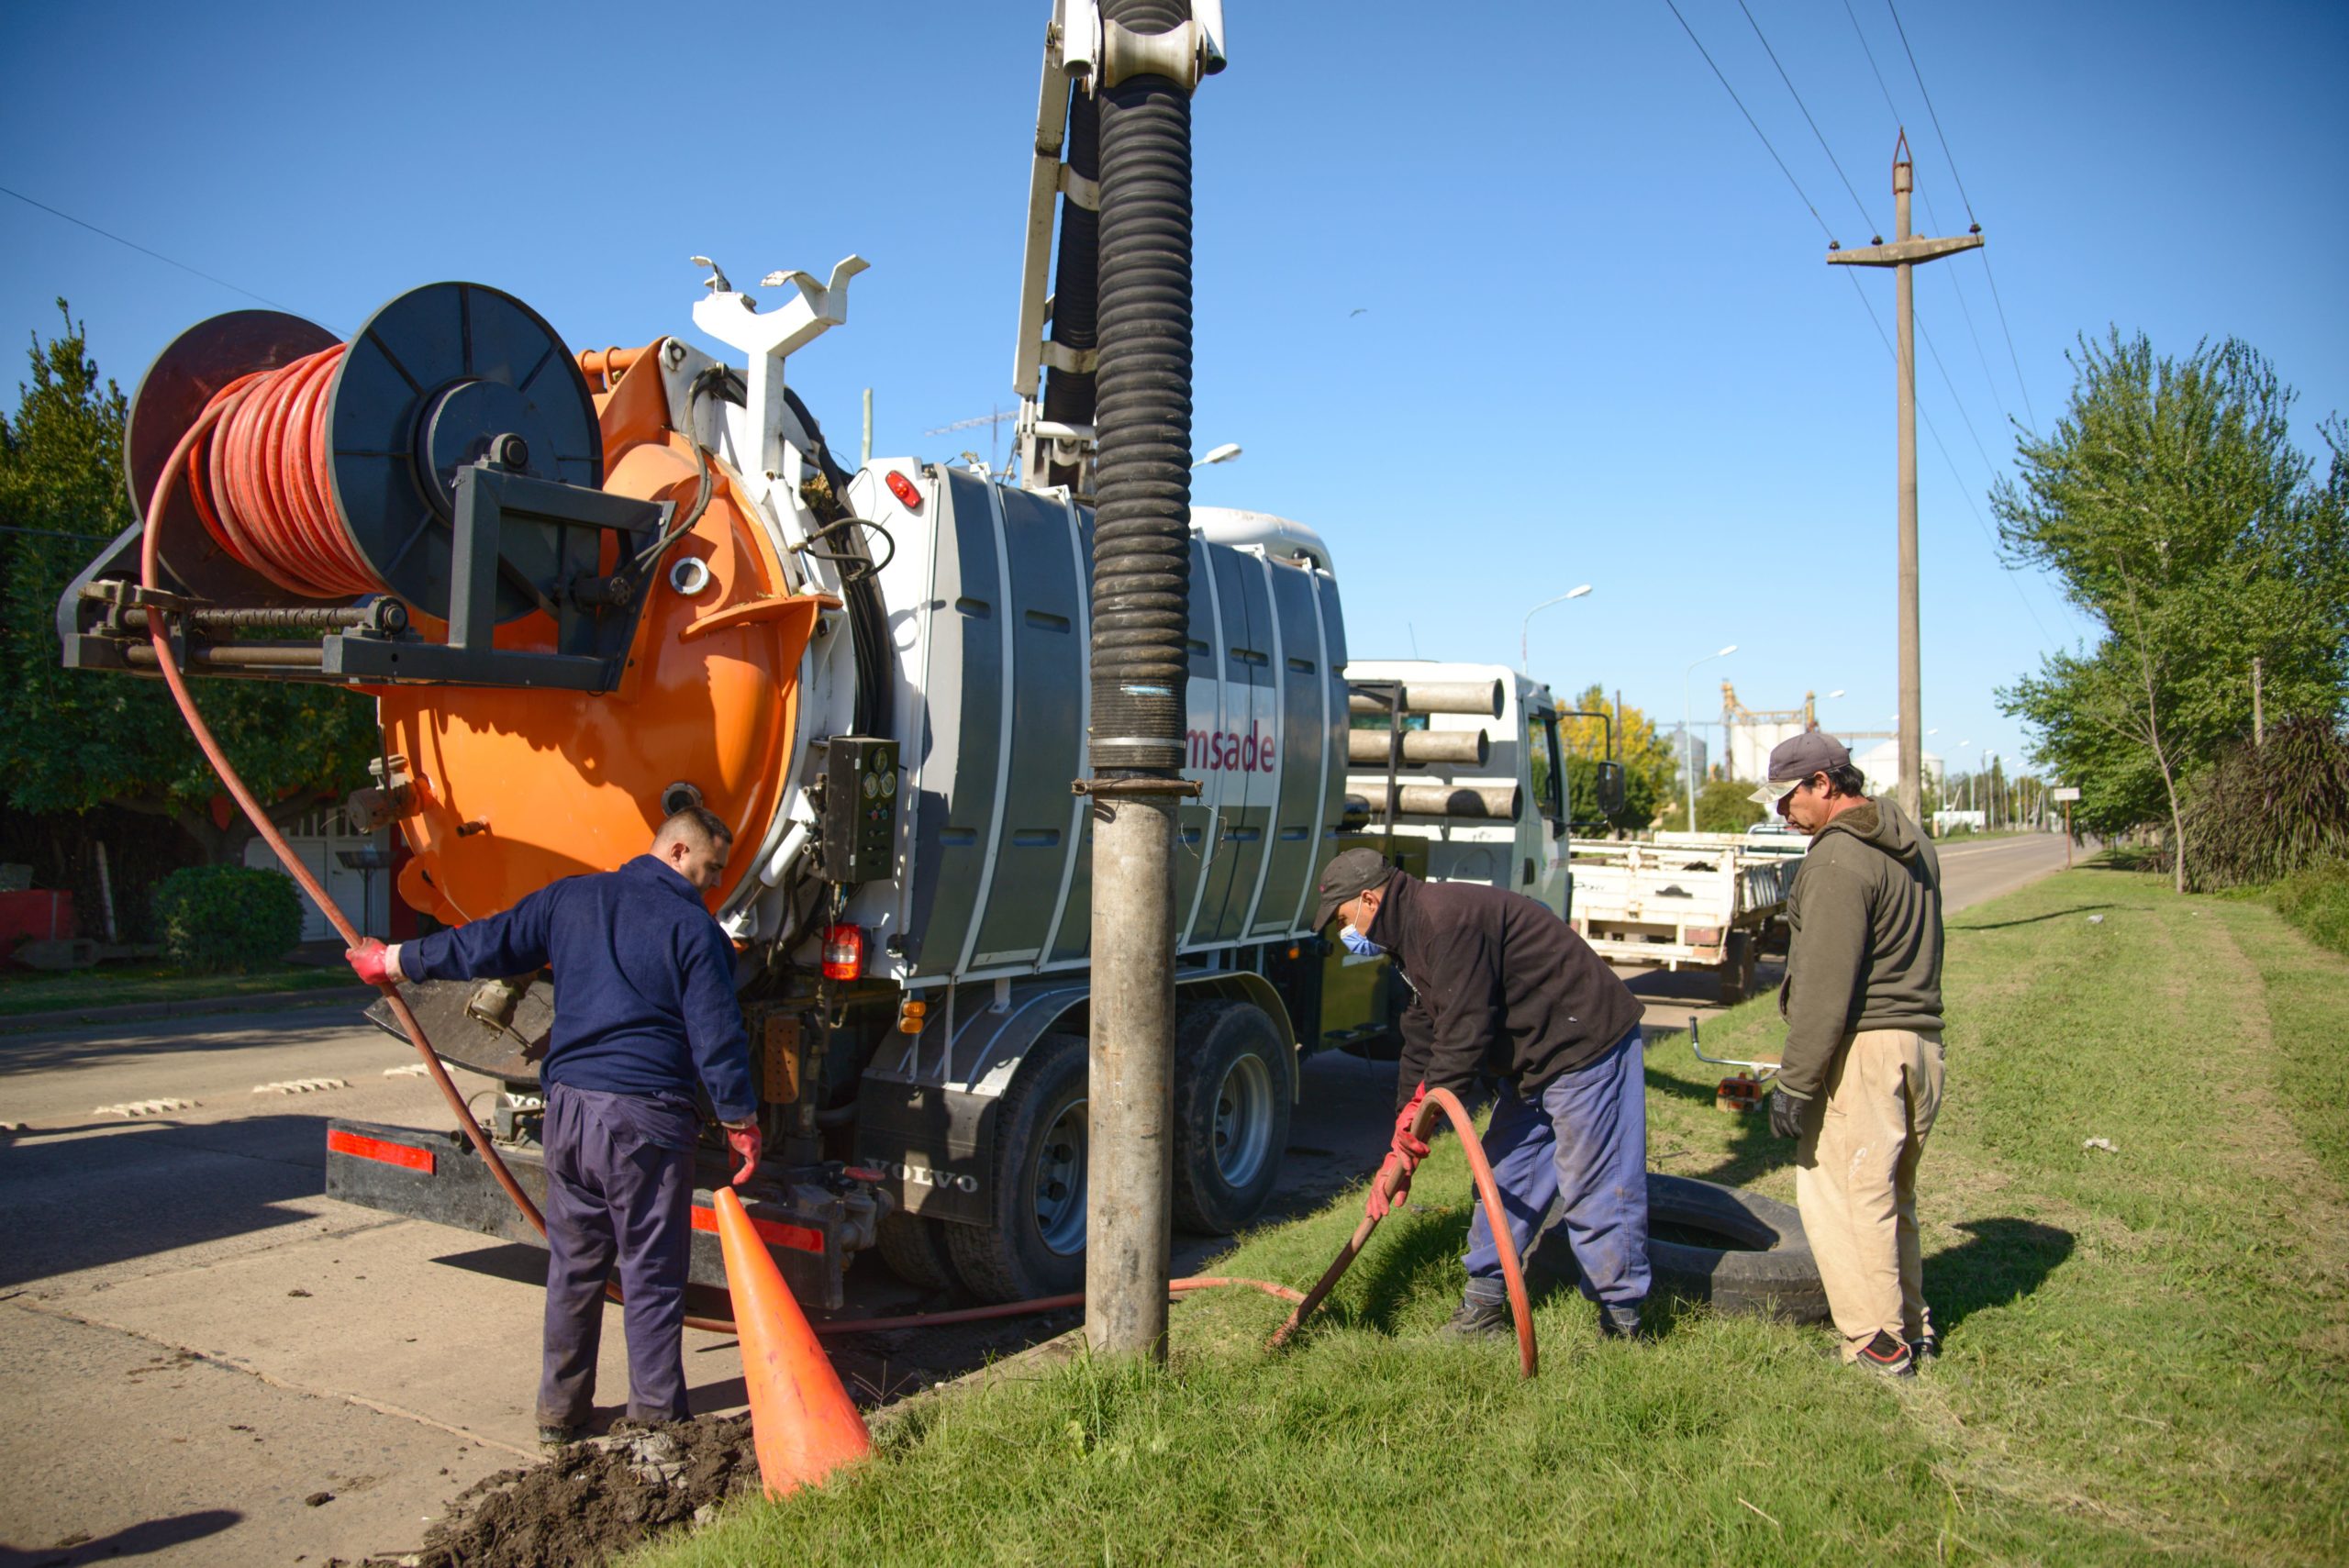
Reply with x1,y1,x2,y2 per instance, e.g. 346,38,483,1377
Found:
819,736,900,884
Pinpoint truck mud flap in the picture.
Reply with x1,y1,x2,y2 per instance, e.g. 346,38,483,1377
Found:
324,1118,850,1310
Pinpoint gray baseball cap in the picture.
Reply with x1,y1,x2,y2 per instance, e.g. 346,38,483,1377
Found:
1313,847,1396,930
1749,731,1854,807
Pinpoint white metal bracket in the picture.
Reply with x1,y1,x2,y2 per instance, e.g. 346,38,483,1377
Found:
690,253,869,482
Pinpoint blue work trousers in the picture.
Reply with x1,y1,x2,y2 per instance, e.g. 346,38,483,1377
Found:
1462,1027,1651,1307
538,1082,698,1428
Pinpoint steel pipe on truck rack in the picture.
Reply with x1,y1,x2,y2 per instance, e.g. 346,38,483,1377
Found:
1346,679,1504,719
1344,728,1489,766
1344,782,1522,821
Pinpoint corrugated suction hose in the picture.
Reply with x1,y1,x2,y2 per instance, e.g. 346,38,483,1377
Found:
1085,0,1195,774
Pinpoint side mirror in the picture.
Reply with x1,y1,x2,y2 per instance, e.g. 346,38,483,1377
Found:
1596,761,1626,818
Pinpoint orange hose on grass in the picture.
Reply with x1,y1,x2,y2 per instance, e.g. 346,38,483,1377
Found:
1268,1086,1539,1378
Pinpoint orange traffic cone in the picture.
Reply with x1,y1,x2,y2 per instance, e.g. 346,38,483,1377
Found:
710,1186,874,1496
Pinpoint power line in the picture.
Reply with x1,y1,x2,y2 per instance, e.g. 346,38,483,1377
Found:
1841,0,2009,424
1916,313,1998,480
1733,0,1877,236
1840,272,2064,649
1878,0,2039,430
0,183,304,317
1658,0,1839,244
1976,249,2038,432
1882,0,1975,222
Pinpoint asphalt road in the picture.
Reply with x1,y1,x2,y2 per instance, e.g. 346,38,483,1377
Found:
0,829,2075,1565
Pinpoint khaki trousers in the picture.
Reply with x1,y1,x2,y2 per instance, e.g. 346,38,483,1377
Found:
1793,1029,1944,1359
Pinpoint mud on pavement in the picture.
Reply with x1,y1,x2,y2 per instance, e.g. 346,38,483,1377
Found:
342,1418,760,1568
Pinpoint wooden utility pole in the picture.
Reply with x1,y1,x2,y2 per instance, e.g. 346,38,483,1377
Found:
1829,132,1982,825
2253,655,2265,746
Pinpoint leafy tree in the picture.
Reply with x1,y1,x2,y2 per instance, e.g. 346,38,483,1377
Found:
1553,685,1677,831
1693,776,1764,833
1995,332,2349,891
0,304,377,862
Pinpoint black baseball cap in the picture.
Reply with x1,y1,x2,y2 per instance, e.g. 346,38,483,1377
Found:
1750,731,1854,806
1313,847,1396,930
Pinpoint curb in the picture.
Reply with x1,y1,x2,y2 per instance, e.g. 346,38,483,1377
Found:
0,984,377,1034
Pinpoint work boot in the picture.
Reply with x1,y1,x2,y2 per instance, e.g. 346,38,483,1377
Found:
1908,1331,1940,1366
1597,1301,1650,1342
1854,1330,1916,1379
1437,1286,1511,1340
538,1422,584,1451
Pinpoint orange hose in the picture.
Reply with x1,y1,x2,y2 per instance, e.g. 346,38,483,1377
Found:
138,414,1301,1348
1267,1086,1539,1378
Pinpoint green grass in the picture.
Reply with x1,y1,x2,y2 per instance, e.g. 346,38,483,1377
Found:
636,868,2349,1567
2271,861,2349,959
0,960,358,1018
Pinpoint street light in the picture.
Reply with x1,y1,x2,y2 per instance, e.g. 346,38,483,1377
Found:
1684,643,1737,829
1519,584,1593,674
1191,442,1242,469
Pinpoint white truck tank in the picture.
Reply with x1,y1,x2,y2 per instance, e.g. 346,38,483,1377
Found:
840,467,1348,985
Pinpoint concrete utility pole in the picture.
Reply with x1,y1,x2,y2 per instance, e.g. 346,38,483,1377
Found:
1829,132,1981,825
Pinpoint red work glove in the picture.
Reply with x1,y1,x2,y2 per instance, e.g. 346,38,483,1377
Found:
723,1119,762,1188
1364,1151,1415,1221
1391,1081,1432,1165
346,939,400,987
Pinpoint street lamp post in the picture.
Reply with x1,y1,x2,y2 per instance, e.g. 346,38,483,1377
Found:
1684,643,1737,829
1191,442,1242,469
1519,584,1593,674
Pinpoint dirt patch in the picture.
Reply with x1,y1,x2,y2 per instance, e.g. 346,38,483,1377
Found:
343,1418,759,1568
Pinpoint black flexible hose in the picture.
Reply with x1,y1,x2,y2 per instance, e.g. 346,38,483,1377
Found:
1087,0,1194,775
780,384,889,742
1041,88,1101,494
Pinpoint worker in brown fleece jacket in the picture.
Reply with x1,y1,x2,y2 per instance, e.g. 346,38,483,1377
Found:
1753,731,1946,1378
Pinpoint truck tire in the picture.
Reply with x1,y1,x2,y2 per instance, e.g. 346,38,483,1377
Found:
873,1210,958,1292
1170,1001,1294,1234
1718,933,1755,1005
943,1031,1088,1303
1645,1173,1827,1322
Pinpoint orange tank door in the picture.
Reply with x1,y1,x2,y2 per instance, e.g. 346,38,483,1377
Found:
378,410,821,922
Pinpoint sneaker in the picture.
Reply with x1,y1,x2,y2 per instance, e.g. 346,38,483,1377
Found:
1854,1330,1915,1378
1437,1292,1511,1340
1909,1332,1940,1365
1597,1302,1650,1341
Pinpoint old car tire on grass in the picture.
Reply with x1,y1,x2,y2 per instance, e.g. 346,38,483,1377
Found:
942,1031,1088,1303
1644,1172,1828,1323
1170,1000,1294,1234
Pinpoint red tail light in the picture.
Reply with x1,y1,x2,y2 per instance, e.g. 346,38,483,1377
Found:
885,470,921,509
822,923,864,981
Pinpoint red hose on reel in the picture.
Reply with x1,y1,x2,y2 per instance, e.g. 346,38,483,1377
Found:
184,343,386,599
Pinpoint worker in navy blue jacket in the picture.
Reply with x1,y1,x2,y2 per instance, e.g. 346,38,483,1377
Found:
348,807,757,1443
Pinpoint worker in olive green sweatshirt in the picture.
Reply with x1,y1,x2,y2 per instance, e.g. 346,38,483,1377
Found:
1752,732,1946,1379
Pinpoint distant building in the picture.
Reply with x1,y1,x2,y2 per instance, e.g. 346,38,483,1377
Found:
1664,724,1709,785
1856,739,1944,800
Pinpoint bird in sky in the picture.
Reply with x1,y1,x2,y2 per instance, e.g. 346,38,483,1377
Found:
1348,307,1368,317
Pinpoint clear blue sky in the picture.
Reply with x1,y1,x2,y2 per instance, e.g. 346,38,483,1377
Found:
6,0,2343,778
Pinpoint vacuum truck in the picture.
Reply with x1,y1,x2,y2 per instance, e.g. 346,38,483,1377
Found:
52,3,1586,1311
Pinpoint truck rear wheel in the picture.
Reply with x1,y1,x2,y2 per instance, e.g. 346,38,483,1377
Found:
943,1031,1088,1303
1171,1001,1293,1234
873,1211,958,1292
